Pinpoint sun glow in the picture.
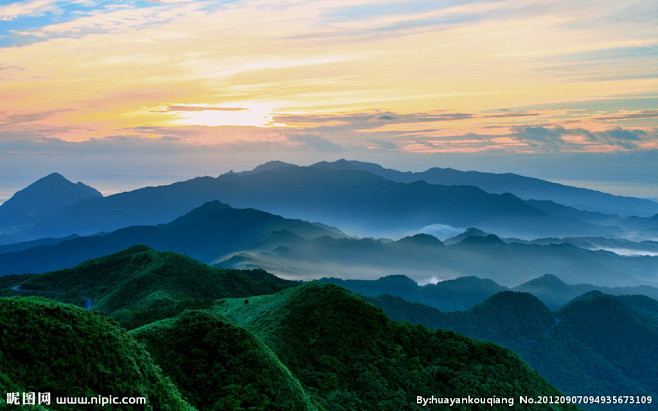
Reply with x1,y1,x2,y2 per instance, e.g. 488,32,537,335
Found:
162,103,282,128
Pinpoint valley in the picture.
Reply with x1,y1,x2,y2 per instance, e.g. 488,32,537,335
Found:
0,160,656,410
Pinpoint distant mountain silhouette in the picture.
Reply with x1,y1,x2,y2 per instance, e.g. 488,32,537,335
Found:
0,173,101,236
220,228,658,287
457,233,505,245
323,271,658,313
396,233,444,247
0,234,80,255
313,159,658,216
236,160,296,175
0,201,343,276
370,290,658,407
443,227,487,245
320,275,505,312
511,274,584,309
3,161,650,243
413,291,557,343
512,273,658,309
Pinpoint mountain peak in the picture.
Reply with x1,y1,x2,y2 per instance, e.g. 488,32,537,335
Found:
470,292,555,335
525,274,567,287
397,233,443,247
0,173,102,230
312,159,352,167
167,200,233,225
376,274,419,288
444,227,489,245
311,159,363,169
459,233,504,245
251,161,295,173
40,172,67,182
312,159,394,176
229,161,296,177
26,173,85,191
463,227,487,237
567,290,606,304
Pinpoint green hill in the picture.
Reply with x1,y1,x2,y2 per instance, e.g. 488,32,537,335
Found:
13,245,298,328
0,297,193,410
528,292,658,397
213,282,576,410
371,291,556,344
1,249,582,409
369,291,658,409
131,310,319,411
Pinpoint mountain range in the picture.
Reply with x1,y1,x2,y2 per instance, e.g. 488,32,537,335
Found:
321,273,658,311
1,161,656,243
370,290,658,409
0,247,578,410
9,245,298,329
0,160,656,409
0,173,100,242
312,159,658,217
209,281,574,410
0,201,342,277
5,246,649,410
220,230,658,287
1,200,655,288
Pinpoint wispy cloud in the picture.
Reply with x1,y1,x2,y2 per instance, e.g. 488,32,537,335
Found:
594,110,658,121
0,0,656,186
288,133,343,153
152,105,249,112
150,0,195,3
0,109,71,125
0,0,61,21
9,2,202,40
509,126,648,151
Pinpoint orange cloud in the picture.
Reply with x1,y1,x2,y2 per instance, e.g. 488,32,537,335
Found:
0,0,656,153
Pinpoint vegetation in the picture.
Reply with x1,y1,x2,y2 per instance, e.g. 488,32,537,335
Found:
131,310,319,410
1,165,656,411
0,297,193,410
0,273,38,289
0,247,587,410
17,245,298,329
214,282,576,410
370,290,658,409
525,292,658,398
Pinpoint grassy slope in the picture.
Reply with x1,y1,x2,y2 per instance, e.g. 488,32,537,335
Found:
0,248,585,410
213,282,577,410
0,297,194,411
524,293,658,397
15,245,298,329
131,310,319,411
370,291,658,409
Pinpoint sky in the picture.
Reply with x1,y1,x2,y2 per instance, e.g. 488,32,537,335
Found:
1,0,656,202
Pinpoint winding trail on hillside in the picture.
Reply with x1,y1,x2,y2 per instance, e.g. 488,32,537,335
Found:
524,317,560,345
10,285,93,310
543,317,560,336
